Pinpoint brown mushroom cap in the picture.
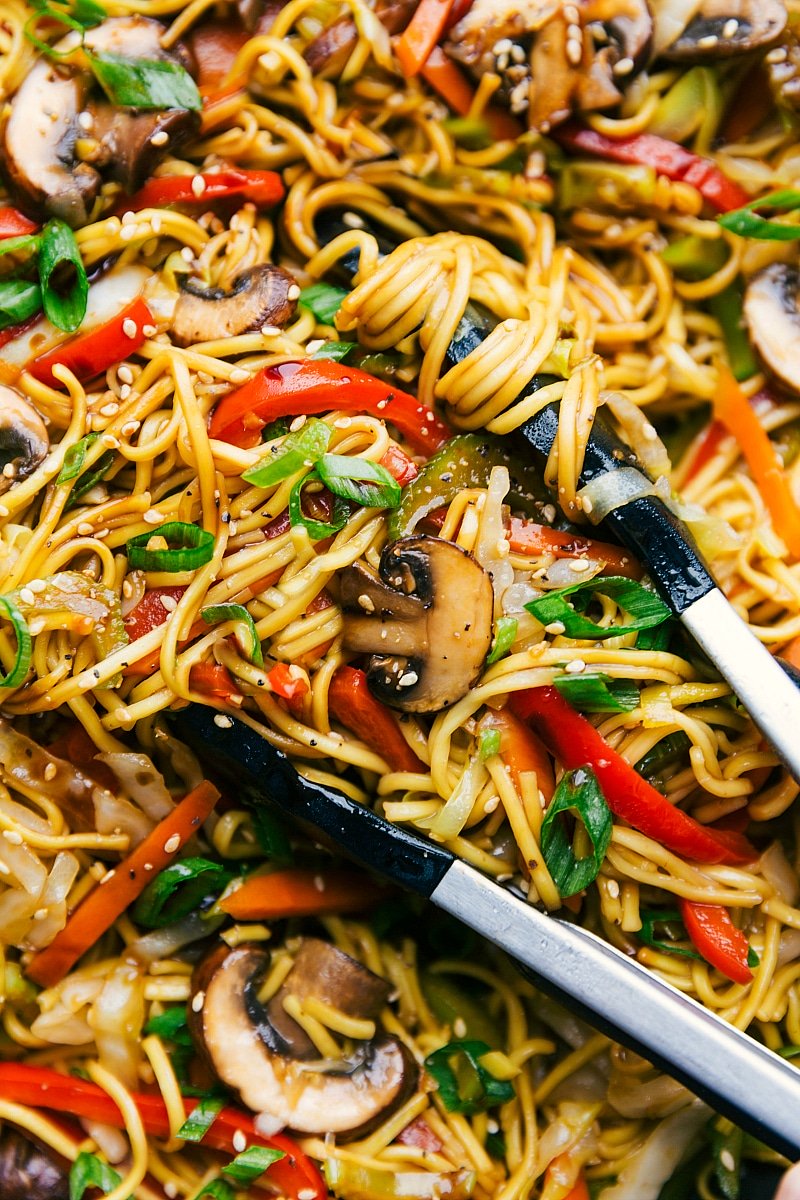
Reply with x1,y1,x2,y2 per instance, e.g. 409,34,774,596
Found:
0,1129,69,1200
340,535,494,714
660,0,787,61
171,265,299,347
189,941,416,1137
743,264,800,395
0,388,49,495
2,16,199,224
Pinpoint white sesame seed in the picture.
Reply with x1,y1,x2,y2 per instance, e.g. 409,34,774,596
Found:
287,284,301,301
121,210,136,226
289,415,307,432
232,1129,247,1153
191,990,206,1012
144,862,154,871
19,588,35,605
3,830,23,844
100,402,119,417
453,1017,467,1038
613,56,634,76
230,368,250,383
33,907,49,921
160,594,178,612
214,714,234,728
607,879,620,898
0,505,8,517
164,834,181,854
121,420,140,437
767,46,788,63
191,174,206,197
566,37,582,65
697,33,718,48
262,324,280,337
722,18,738,38
118,385,131,400
150,129,169,146
27,579,46,593
143,509,163,524
720,1150,735,1172
568,558,592,572
100,869,116,884
484,795,500,813
142,324,157,337
298,1190,317,1200
43,762,57,781
78,110,94,130
313,874,325,892
164,1184,178,1199
510,44,526,63
151,215,162,234
341,211,365,229
122,318,138,339
545,621,566,635
398,671,419,687
565,658,586,673
77,522,94,536
493,38,512,55
118,365,134,384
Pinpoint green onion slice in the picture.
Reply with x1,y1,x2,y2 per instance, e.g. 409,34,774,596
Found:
540,766,612,898
201,603,263,666
316,453,401,510
132,857,233,928
143,1005,192,1044
58,433,100,483
64,450,116,510
195,1181,236,1200
298,282,348,324
637,909,701,960
311,340,356,361
718,188,800,240
69,1151,122,1200
87,50,201,111
554,672,639,713
526,575,670,640
478,729,501,760
424,1040,515,1114
222,1147,285,1185
289,471,349,541
0,279,42,329
38,219,88,332
177,1096,225,1142
126,522,215,571
486,616,518,666
0,597,32,690
242,417,331,489
0,233,40,260
711,1124,743,1200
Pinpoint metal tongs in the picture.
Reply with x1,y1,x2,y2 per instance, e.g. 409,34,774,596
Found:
321,212,800,782
169,704,800,1160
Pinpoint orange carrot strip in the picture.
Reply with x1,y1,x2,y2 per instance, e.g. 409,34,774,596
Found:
329,666,425,774
420,47,522,141
507,517,641,579
479,707,555,802
220,867,387,920
27,781,220,988
395,0,456,77
713,367,800,557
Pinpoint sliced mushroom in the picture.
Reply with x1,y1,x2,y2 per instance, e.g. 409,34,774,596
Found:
0,388,49,494
339,536,494,713
658,0,786,60
743,264,800,394
0,1129,69,1200
303,0,417,76
445,0,652,130
171,265,298,347
189,941,416,1136
2,16,199,225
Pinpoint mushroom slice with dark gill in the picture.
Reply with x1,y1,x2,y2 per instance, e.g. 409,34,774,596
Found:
0,1127,70,1200
743,264,800,395
657,0,787,61
339,535,494,714
0,388,49,495
2,16,199,224
188,940,416,1137
170,265,298,347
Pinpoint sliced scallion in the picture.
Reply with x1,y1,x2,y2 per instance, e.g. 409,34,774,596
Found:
58,433,100,484
289,471,349,540
298,282,348,324
554,672,639,713
316,453,401,510
222,1146,285,1185
0,597,32,690
38,218,88,332
486,616,517,666
126,522,215,571
201,602,263,666
0,279,42,329
540,766,612,898
177,1096,225,1142
526,575,669,640
242,417,331,489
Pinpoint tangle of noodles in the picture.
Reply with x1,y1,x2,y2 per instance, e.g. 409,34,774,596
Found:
0,0,799,1197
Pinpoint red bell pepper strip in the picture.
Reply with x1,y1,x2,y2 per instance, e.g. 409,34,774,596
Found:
0,1064,324,1200
0,207,38,238
553,123,750,214
380,442,419,485
507,517,641,579
27,781,221,988
208,358,453,455
28,297,154,387
189,661,244,705
510,687,756,865
265,661,309,702
47,723,118,793
679,899,753,985
329,666,425,773
119,168,284,214
123,586,188,643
